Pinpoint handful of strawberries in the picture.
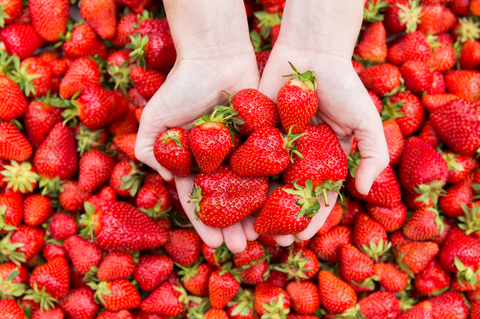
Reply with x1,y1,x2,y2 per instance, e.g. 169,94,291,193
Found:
153,63,348,235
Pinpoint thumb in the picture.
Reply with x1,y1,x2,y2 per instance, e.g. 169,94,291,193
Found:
353,103,389,195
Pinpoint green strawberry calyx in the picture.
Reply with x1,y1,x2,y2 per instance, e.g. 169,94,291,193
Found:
282,62,317,92
127,33,149,67
24,282,58,312
87,280,113,307
458,204,480,236
228,288,255,317
351,275,380,291
274,249,310,283
39,176,65,198
347,151,362,178
283,125,304,162
75,124,106,156
161,130,184,150
140,200,172,220
260,293,290,319
438,149,465,172
314,180,344,207
0,269,27,299
119,161,145,197
363,0,388,23
8,56,41,97
213,91,247,134
189,184,203,220
426,207,445,235
397,0,422,33
282,180,321,219
107,60,133,93
254,11,281,39
79,201,98,241
0,206,18,232
0,232,26,266
454,17,480,44
1,161,39,194
454,257,480,287
0,5,10,28
413,180,446,205
361,238,392,263
381,97,407,122
175,259,202,283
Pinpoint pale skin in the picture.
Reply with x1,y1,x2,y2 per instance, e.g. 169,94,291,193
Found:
135,0,389,253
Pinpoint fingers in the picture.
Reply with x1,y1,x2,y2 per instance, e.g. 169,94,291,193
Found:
222,223,247,253
242,215,259,242
353,96,389,195
275,235,295,247
296,191,338,241
174,175,223,248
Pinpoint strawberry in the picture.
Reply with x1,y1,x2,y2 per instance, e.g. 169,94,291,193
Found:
430,99,480,156
110,161,144,197
318,270,356,314
25,257,70,311
460,41,480,70
113,133,137,161
388,31,431,65
418,120,441,148
95,251,135,282
353,21,387,64
117,0,152,14
402,207,445,241
444,70,480,101
339,197,365,228
397,241,439,275
0,74,27,120
61,24,108,59
442,151,469,183
133,254,173,291
80,201,168,251
29,0,68,41
209,269,241,309
396,300,432,319
358,291,400,319
23,194,51,227
347,162,401,208
414,258,450,296
48,213,77,240
368,90,383,113
359,63,402,96
230,126,300,177
283,123,347,200
237,259,269,286
96,310,134,319
0,24,44,59
64,235,103,275
79,0,116,39
352,60,365,74
340,243,376,290
384,0,421,33
400,60,433,93
140,282,186,316
276,62,317,134
0,299,25,319
88,279,140,311
0,192,23,232
0,263,28,299
309,225,352,263
421,93,461,114
399,137,448,205
426,70,447,95
13,57,53,97
78,150,116,192
107,103,139,136
0,121,32,161
164,229,201,267
383,120,404,168
286,281,320,315
438,174,476,218
204,309,228,319
429,291,469,319
218,88,279,137
353,213,390,262
202,243,231,269
127,31,176,70
87,186,117,211
0,0,22,26
10,224,45,262
418,4,456,34
254,283,290,317
111,13,139,47
254,180,323,236
136,183,172,223
31,307,65,319
426,44,456,72
58,287,99,319
233,241,264,267
277,247,319,282
59,57,102,99
60,181,91,212
366,202,407,232
190,165,268,228
382,92,426,137
316,201,343,235
75,125,108,156
129,66,166,99
24,100,63,148
373,262,409,292
177,261,212,297
153,127,194,178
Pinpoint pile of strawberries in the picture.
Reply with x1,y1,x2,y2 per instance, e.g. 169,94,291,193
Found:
0,0,480,318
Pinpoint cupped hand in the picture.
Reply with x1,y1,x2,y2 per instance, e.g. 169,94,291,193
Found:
259,43,389,248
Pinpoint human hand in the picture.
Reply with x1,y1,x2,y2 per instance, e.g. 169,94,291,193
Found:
135,0,260,253
257,0,389,247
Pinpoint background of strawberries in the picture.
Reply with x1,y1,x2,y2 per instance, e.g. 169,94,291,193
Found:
0,0,480,318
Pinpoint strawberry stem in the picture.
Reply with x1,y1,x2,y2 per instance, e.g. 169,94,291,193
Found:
282,180,321,218
282,62,317,91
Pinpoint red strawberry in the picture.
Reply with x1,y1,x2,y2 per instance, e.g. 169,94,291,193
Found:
29,0,69,41
388,31,431,64
80,201,168,251
310,225,352,264
382,92,426,137
96,251,135,282
31,307,65,319
358,291,400,319
204,309,229,319
96,310,134,319
25,257,70,311
426,70,447,95
110,161,144,197
340,243,376,290
79,0,116,39
442,151,469,183
460,41,480,70
353,213,390,262
48,213,77,240
107,103,139,136
237,259,269,286
418,4,456,34
352,60,365,74
421,93,461,113
202,243,231,269
400,60,433,93
233,241,264,266
0,24,44,59
286,281,320,315
414,258,450,296
113,133,137,161
366,202,407,232
111,13,139,47
277,62,318,134
354,21,387,64
0,299,25,319
444,70,480,101
88,279,140,311
230,126,300,177
368,90,383,113
399,137,448,205
359,63,402,96
209,269,241,309
177,261,212,297
23,194,51,227
190,165,268,229
318,270,356,314
10,224,45,262
254,181,322,236
24,100,63,148
426,44,456,72
439,174,476,218
78,150,116,192
402,207,445,241
0,192,23,232
383,120,404,168
282,123,347,204
430,99,480,156
0,121,32,161
373,262,409,292
397,241,439,275
384,0,421,33
0,74,27,121
130,66,166,100
429,291,469,319
164,229,201,267
87,186,117,211
133,254,173,291
153,127,194,178
64,235,103,275
140,282,186,317
347,162,401,208
59,57,102,99
60,181,91,212
277,247,319,282
397,300,433,319
418,120,441,148
58,287,99,319
61,24,107,59
0,0,22,26
254,283,290,317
